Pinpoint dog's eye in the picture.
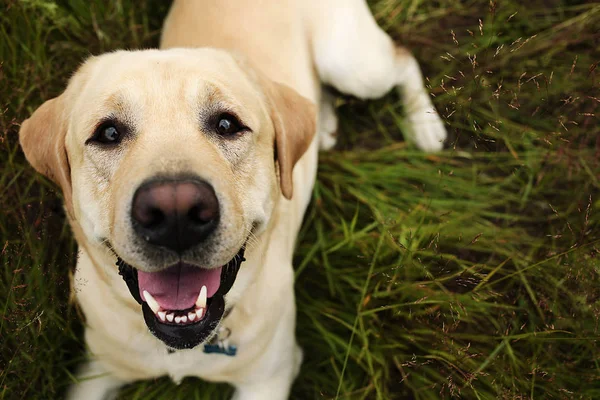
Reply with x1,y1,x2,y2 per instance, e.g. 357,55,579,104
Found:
92,123,122,145
215,113,245,137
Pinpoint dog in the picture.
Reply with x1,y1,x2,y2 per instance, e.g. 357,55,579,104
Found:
19,1,446,398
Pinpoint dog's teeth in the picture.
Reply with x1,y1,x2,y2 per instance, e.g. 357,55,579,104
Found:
166,313,174,322
181,315,188,323
188,312,196,321
158,311,166,321
175,316,182,324
143,291,160,314
196,308,204,320
195,285,207,309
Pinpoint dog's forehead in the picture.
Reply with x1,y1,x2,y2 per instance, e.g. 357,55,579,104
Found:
71,49,262,116
90,48,251,85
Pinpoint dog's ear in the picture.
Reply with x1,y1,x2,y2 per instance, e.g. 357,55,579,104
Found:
19,96,73,218
263,80,316,200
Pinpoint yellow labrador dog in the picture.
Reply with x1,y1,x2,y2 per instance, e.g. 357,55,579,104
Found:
19,0,446,399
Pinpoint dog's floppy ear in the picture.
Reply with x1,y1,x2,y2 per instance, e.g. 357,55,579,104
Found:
263,80,316,200
19,96,73,218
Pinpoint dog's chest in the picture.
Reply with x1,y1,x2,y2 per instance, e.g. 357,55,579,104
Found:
146,324,242,384
161,348,233,384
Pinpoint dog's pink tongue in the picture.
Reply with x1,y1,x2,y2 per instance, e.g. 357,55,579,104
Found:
138,265,222,310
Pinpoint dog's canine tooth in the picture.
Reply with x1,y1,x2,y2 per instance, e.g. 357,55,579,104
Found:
143,291,160,314
196,308,204,320
188,312,196,321
175,316,182,324
166,313,174,322
195,285,207,309
158,311,166,321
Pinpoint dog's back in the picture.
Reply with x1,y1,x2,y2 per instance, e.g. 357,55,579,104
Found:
161,0,317,100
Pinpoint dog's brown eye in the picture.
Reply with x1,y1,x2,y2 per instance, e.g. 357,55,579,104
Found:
215,113,244,137
91,123,121,145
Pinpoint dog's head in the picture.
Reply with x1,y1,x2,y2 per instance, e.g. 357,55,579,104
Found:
19,48,316,349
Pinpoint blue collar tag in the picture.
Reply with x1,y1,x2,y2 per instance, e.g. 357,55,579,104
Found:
203,343,237,356
203,326,237,356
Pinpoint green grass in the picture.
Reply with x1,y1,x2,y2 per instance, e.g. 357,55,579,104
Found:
1,0,599,399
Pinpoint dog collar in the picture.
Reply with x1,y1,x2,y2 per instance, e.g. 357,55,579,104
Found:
166,325,237,356
203,326,237,356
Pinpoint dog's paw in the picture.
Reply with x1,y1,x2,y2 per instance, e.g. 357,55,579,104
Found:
404,107,447,152
318,91,339,151
318,129,338,151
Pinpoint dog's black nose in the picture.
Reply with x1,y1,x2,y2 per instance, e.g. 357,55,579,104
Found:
131,179,219,252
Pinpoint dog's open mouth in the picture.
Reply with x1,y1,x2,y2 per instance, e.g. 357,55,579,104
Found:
117,247,246,349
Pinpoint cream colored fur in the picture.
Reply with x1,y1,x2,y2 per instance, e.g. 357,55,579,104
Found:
20,1,446,399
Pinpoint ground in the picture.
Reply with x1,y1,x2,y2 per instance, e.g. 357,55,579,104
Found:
1,0,599,399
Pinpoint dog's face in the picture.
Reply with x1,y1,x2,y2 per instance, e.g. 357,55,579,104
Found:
19,48,315,349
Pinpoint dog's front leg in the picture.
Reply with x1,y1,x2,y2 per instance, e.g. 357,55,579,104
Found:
229,285,303,400
66,358,126,400
231,343,303,400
